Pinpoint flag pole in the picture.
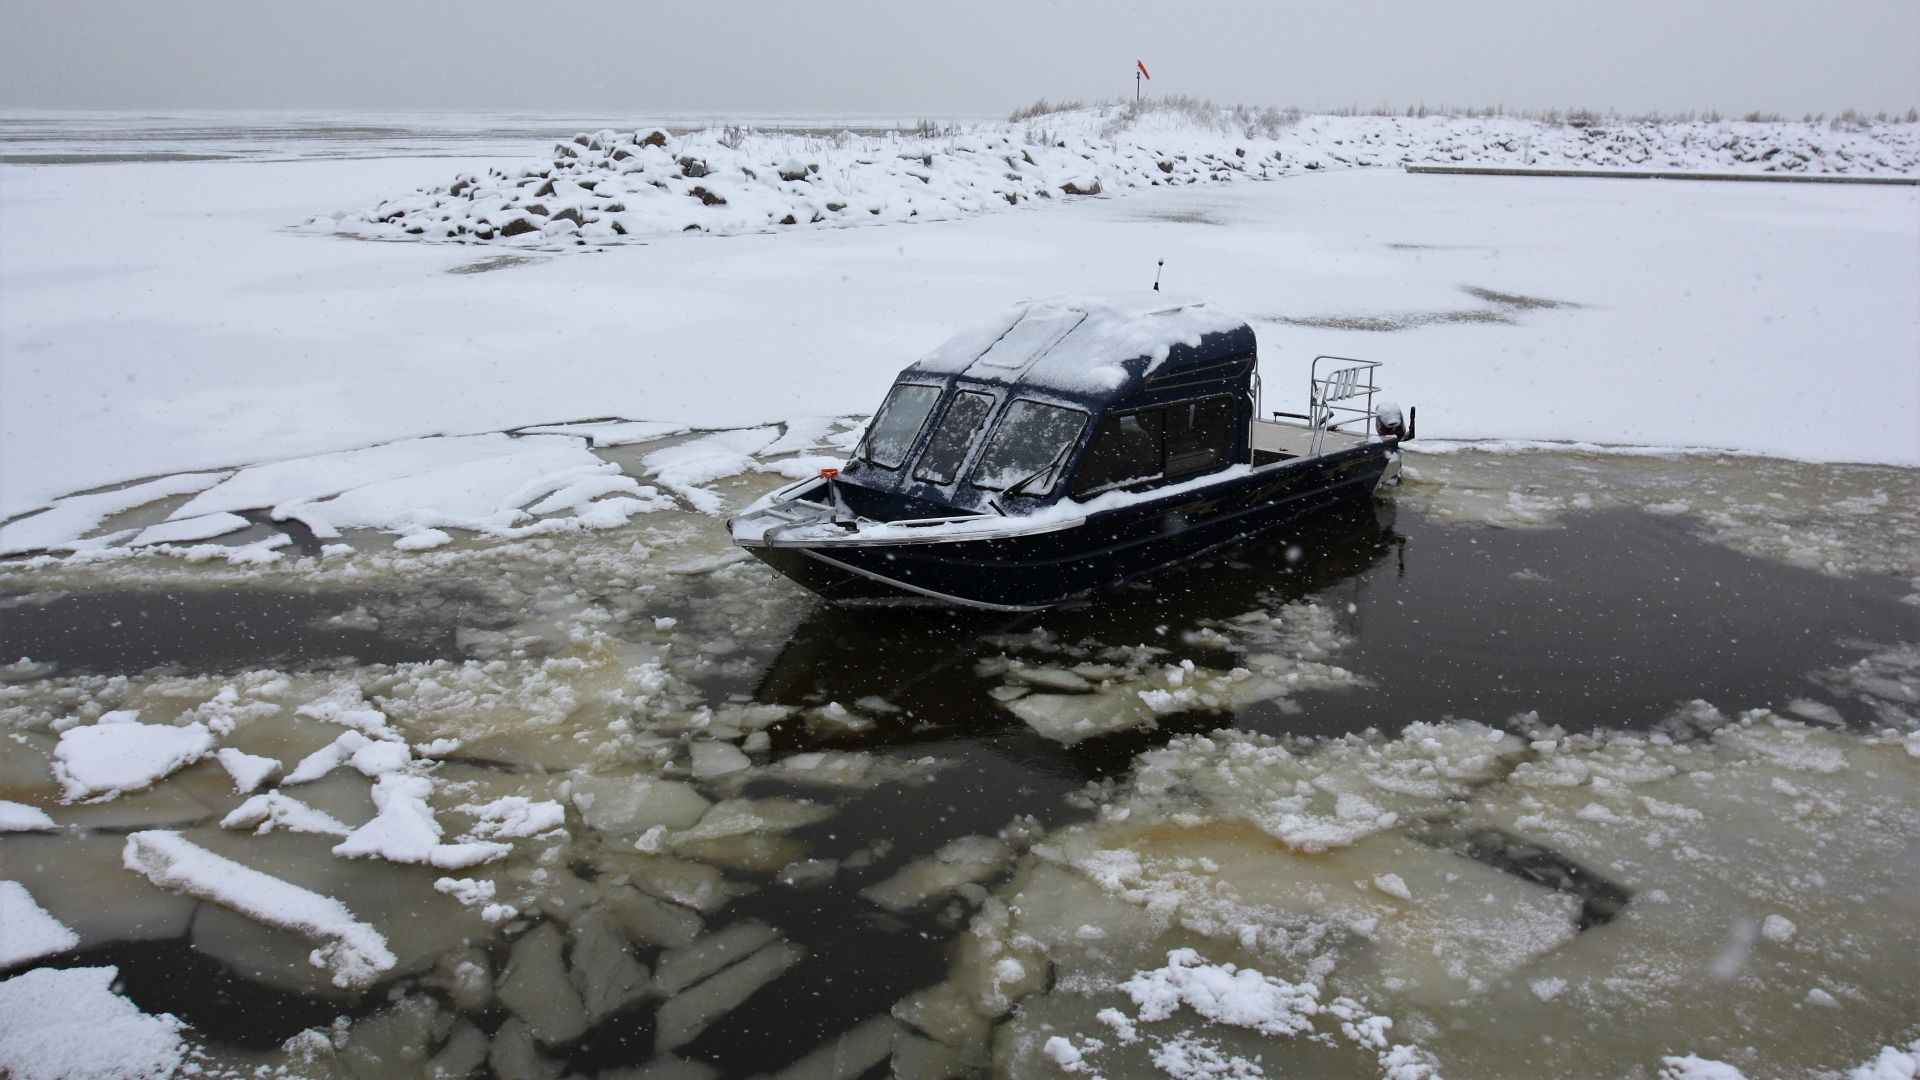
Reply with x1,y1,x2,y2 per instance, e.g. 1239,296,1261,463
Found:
1136,68,1141,103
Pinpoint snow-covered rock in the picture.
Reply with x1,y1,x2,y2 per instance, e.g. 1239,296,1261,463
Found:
306,110,1920,250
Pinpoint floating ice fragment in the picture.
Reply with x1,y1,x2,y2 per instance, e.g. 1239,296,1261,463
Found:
569,907,652,1023
0,966,188,1079
499,923,589,1043
332,774,510,868
861,835,1012,912
690,741,750,779
296,684,392,731
458,796,567,839
284,730,411,783
655,940,804,1052
221,793,351,836
52,720,214,802
215,747,281,793
656,922,781,996
1759,914,1796,943
0,801,57,833
123,830,395,988
394,529,452,551
1121,948,1322,1037
1659,1055,1748,1080
433,876,496,907
573,774,711,834
0,881,80,967
1372,873,1413,901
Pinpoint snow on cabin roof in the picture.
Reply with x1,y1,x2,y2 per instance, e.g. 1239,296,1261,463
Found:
904,294,1253,399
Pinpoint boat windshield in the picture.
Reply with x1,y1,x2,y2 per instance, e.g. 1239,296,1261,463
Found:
970,399,1088,495
862,383,942,468
914,390,995,484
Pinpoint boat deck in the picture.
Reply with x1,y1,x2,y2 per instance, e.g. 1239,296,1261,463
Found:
1251,418,1366,464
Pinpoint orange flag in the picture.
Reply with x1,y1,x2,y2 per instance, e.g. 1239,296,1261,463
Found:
1137,59,1152,80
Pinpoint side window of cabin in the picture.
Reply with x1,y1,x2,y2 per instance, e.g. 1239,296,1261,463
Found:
862,384,942,469
1072,410,1166,498
914,391,995,484
1164,397,1234,478
1070,396,1234,498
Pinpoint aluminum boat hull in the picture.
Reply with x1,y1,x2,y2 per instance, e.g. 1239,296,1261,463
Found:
737,442,1395,611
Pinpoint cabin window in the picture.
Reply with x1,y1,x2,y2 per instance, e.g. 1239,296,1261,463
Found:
1070,395,1236,498
1072,410,1166,497
1164,397,1235,477
862,383,942,468
970,400,1088,496
914,391,995,484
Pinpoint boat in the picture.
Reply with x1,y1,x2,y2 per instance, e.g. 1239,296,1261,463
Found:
728,294,1414,611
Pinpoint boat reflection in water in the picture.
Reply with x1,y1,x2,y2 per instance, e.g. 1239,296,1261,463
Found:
749,497,1405,764
730,293,1413,612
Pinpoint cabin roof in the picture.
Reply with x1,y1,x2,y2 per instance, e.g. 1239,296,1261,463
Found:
901,293,1254,402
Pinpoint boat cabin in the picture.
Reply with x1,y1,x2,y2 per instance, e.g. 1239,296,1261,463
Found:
834,294,1317,520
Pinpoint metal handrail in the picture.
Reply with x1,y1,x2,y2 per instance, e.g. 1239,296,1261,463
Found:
1307,355,1381,456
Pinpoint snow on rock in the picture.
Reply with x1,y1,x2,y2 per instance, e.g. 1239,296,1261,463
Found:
0,471,226,555
51,719,214,802
122,830,396,989
308,111,1920,250
0,881,80,967
0,801,58,833
641,427,782,513
220,793,352,836
215,747,281,793
332,774,511,869
0,966,188,1080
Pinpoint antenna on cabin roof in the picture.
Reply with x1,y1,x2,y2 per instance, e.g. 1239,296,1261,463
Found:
1152,259,1165,292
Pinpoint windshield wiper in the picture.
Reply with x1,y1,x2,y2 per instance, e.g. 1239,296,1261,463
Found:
1002,441,1074,499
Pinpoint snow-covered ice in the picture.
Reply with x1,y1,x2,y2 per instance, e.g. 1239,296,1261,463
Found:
51,718,214,802
122,829,397,988
0,966,187,1080
0,881,80,968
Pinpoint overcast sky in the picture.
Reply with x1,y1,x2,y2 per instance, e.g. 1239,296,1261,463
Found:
4,0,1916,117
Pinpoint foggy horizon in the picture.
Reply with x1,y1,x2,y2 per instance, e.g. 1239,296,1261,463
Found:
4,0,1917,118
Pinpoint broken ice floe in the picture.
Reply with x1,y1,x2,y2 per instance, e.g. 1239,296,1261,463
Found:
123,829,397,989
51,716,214,802
1400,447,1920,583
0,965,188,1079
0,881,79,969
986,601,1363,744
941,712,1920,1078
2,419,845,567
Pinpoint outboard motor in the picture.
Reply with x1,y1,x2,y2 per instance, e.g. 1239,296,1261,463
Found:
1375,403,1415,441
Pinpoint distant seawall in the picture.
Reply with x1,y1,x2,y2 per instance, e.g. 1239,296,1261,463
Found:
1405,164,1918,185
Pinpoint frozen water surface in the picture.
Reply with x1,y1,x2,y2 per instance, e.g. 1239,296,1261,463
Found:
0,426,1914,1077
2,104,1916,1078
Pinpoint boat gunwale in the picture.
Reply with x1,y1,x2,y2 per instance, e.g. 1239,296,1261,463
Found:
737,439,1397,552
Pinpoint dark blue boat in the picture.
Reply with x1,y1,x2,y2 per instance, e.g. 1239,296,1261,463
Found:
729,294,1412,611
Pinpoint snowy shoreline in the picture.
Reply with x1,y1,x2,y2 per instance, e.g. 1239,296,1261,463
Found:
300,107,1920,248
